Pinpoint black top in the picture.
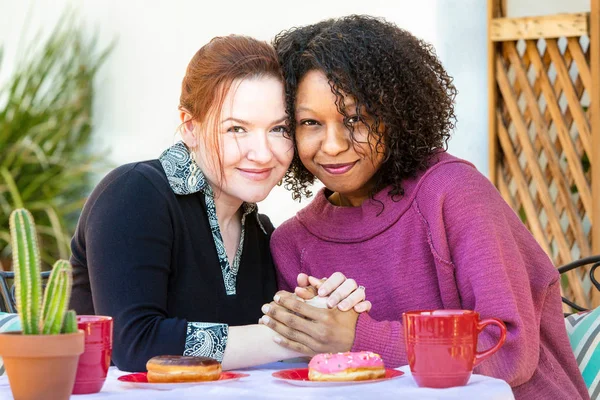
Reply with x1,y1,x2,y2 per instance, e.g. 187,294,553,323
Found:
70,160,277,371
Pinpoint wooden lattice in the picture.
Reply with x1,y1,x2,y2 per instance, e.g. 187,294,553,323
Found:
488,0,600,308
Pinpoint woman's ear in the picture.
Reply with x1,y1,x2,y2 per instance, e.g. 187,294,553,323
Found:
180,110,197,148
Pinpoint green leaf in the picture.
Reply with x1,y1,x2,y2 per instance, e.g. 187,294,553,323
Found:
561,273,569,290
0,168,24,208
570,184,579,194
581,152,590,174
518,205,527,224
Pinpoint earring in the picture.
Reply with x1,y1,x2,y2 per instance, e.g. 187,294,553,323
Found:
188,148,198,188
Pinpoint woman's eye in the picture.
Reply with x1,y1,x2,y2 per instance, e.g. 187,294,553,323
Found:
300,119,319,126
227,126,246,133
346,115,361,124
271,125,290,134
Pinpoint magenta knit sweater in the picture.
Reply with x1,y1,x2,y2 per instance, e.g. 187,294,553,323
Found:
271,152,588,400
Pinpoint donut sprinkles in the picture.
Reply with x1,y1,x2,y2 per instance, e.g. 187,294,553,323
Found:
308,351,386,381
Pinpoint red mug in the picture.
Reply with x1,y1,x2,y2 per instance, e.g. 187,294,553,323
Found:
403,310,507,388
72,315,113,395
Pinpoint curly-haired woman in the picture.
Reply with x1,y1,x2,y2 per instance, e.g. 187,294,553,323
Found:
259,15,588,399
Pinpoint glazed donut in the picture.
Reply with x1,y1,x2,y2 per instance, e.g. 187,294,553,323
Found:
146,355,221,382
308,351,385,381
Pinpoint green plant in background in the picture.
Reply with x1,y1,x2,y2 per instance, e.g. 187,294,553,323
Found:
10,208,77,335
0,11,113,269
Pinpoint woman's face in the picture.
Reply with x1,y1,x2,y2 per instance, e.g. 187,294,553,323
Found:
294,70,385,202
183,76,293,204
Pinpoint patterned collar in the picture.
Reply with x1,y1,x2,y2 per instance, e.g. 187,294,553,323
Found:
158,141,266,234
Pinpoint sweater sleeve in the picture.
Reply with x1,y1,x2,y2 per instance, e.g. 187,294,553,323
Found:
436,164,558,386
71,166,226,371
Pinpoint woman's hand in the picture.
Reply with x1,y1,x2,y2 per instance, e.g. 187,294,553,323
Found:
259,290,359,355
295,272,372,312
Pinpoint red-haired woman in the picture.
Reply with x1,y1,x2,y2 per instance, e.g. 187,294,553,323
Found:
69,35,368,372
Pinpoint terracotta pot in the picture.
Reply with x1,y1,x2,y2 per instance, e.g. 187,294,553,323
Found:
0,330,84,400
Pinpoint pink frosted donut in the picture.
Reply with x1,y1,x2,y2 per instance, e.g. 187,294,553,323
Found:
308,351,386,381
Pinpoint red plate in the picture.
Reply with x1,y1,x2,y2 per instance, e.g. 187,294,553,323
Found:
272,368,404,387
117,371,249,390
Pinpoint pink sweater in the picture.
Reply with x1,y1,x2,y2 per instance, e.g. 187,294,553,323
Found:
271,152,588,400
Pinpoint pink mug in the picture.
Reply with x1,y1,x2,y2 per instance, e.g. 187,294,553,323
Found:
72,315,113,395
403,310,507,388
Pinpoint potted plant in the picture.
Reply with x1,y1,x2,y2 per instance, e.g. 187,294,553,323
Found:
0,209,83,400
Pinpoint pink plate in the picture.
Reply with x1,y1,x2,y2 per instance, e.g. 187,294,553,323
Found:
272,368,404,387
117,371,249,390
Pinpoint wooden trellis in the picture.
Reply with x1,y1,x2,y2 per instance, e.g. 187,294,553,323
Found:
488,0,600,308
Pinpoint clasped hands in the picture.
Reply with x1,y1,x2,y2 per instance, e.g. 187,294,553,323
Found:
259,272,370,355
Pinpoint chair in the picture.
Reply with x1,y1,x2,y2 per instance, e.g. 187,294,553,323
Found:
561,255,600,397
0,270,51,313
557,255,600,315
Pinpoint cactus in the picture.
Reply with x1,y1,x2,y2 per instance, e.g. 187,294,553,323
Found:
10,209,43,335
9,209,77,335
61,310,78,334
41,260,73,334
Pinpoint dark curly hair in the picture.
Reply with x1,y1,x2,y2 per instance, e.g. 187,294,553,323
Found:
273,15,457,201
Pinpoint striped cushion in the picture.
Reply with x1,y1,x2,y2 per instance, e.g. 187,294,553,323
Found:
0,313,21,375
565,307,600,399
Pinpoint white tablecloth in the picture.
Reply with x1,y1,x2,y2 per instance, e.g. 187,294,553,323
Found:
0,361,515,400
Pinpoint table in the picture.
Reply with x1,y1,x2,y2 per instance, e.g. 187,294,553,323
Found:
0,361,515,400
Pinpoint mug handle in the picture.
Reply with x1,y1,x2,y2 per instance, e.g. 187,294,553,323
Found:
474,318,507,367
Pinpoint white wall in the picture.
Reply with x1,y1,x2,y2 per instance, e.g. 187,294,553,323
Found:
435,0,488,176
0,0,490,226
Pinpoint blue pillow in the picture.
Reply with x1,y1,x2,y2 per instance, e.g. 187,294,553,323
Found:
565,307,600,399
0,313,21,375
